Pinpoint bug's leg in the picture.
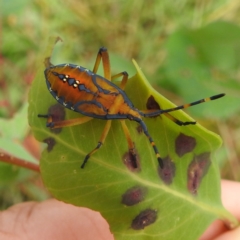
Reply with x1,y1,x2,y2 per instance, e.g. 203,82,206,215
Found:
81,120,112,168
163,112,196,126
38,114,93,129
79,48,114,168
140,110,196,126
111,71,129,89
111,72,139,168
137,119,163,168
141,93,225,118
93,47,111,80
120,120,138,168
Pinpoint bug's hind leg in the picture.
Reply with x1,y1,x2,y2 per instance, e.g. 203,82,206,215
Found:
136,119,164,168
163,112,196,126
141,109,196,126
81,120,112,168
142,94,225,118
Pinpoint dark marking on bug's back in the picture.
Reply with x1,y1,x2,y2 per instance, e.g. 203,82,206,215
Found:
187,152,211,195
131,209,157,230
175,133,196,157
43,137,56,152
122,150,140,172
48,103,66,134
122,186,147,206
158,156,176,185
146,95,161,110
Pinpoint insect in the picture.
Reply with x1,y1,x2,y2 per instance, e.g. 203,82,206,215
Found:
38,47,225,169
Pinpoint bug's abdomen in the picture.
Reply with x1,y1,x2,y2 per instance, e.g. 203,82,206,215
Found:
45,64,126,118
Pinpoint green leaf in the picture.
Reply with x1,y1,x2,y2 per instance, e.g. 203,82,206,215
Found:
0,103,37,163
0,162,19,183
28,38,237,240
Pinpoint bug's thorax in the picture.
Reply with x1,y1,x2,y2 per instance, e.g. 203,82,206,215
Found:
106,93,141,119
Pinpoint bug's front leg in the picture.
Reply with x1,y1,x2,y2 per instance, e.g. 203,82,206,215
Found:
38,114,55,128
38,114,93,129
93,47,111,80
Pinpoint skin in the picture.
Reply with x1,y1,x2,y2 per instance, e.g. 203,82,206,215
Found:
0,180,239,240
200,180,240,240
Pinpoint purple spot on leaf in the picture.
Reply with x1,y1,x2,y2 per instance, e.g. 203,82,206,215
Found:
48,103,65,134
122,186,147,206
146,95,161,118
158,156,176,185
175,133,196,157
131,209,157,230
187,152,211,195
146,95,161,110
122,150,140,172
43,137,56,152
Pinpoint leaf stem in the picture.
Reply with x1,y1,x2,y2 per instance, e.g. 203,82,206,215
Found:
0,152,40,172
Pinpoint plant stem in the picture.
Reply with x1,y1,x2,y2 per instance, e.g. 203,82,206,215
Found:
0,152,40,172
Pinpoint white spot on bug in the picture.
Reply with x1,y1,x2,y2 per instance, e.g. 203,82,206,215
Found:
49,87,53,92
56,96,59,100
84,69,89,72
63,102,67,106
71,107,75,110
65,75,69,78
75,80,80,84
73,83,78,88
63,78,67,82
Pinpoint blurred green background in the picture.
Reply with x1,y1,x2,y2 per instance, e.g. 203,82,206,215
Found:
0,0,240,209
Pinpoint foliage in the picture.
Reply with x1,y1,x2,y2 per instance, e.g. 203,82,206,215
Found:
1,0,240,236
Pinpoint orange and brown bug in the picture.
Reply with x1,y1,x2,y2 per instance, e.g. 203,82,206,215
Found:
38,47,225,169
